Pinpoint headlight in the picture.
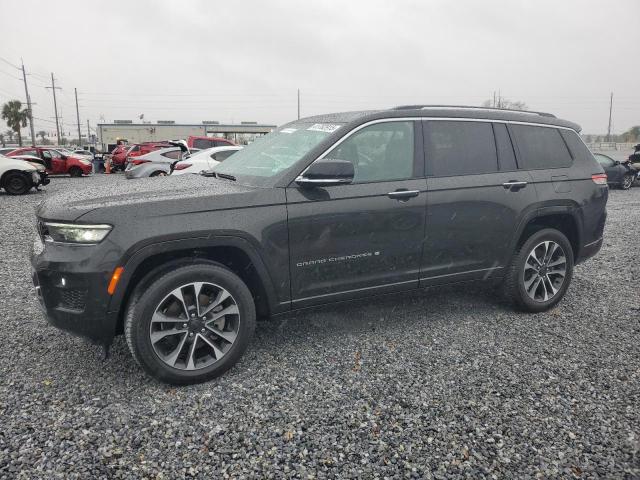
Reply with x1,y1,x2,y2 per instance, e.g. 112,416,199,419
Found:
42,222,112,244
32,171,40,183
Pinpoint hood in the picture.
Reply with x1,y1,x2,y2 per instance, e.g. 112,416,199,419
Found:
36,174,261,221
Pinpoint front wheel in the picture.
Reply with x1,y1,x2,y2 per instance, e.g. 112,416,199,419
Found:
69,167,83,177
502,228,574,312
125,263,256,385
3,172,31,195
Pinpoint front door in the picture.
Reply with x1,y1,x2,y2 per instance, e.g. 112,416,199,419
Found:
421,120,537,284
286,120,427,308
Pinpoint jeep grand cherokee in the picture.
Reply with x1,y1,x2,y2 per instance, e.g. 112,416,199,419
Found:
31,106,608,384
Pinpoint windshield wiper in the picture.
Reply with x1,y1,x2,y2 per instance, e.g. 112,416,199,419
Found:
216,172,236,181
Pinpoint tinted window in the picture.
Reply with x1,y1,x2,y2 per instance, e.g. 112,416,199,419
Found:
161,150,182,160
511,125,573,169
193,138,213,149
426,121,497,176
493,123,517,171
593,154,614,168
328,121,414,183
212,150,236,162
214,140,231,147
560,129,600,168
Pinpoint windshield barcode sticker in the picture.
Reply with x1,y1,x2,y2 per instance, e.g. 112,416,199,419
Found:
307,124,341,133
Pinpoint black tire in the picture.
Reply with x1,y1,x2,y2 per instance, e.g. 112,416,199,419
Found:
150,171,167,177
125,263,256,385
2,171,31,195
69,167,83,177
621,174,633,190
502,228,574,312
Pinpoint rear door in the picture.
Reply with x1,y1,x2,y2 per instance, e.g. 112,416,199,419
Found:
286,120,427,307
421,120,537,284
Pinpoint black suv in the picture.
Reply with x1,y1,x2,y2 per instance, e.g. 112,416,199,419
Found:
31,106,608,384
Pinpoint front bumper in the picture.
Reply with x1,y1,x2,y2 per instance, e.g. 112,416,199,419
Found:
30,235,119,345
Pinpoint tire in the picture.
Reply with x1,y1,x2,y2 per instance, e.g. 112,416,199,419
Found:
502,228,574,312
69,167,83,177
2,172,31,195
621,174,633,190
150,171,167,177
125,263,256,385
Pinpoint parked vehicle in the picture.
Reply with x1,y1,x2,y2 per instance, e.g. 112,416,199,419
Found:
72,149,95,160
7,147,92,177
171,146,242,175
593,153,636,189
124,142,188,179
108,144,130,171
187,136,235,150
0,147,18,156
0,154,45,194
31,106,608,385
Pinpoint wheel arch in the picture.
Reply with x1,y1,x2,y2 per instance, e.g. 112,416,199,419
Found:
110,236,282,335
511,205,582,263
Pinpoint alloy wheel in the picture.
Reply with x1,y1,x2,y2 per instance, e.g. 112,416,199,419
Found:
149,282,240,370
623,175,633,189
523,241,567,302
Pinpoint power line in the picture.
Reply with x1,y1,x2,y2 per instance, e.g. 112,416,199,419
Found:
0,56,19,70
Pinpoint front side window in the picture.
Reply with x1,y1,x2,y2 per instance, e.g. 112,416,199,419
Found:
425,121,498,176
326,121,415,183
510,125,573,169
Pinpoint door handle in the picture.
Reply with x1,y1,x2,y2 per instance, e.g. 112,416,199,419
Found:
387,189,420,200
502,181,528,190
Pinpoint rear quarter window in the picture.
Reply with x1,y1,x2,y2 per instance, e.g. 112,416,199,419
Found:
510,125,573,169
560,129,601,171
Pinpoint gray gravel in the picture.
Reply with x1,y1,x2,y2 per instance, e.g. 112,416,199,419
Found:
1,175,639,479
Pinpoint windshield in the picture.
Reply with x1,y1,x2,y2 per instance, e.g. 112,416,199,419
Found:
213,122,343,184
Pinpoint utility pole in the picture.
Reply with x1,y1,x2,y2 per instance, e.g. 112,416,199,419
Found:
87,119,91,146
20,60,36,146
492,91,496,108
74,88,82,145
606,92,613,142
297,89,300,120
46,73,62,143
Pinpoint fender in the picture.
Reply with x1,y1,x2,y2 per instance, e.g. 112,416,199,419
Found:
106,233,288,316
507,201,583,261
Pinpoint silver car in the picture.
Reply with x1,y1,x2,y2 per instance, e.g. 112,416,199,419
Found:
124,141,189,179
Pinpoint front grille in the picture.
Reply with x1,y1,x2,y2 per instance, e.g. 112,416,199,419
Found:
58,289,87,311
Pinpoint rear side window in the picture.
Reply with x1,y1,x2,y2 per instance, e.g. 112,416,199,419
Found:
492,123,517,171
425,121,497,176
510,125,573,169
214,140,231,147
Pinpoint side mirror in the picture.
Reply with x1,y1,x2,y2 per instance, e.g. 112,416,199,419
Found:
60,154,67,160
295,159,354,187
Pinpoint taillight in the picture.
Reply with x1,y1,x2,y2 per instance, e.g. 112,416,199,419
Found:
131,159,150,166
173,163,191,170
591,173,607,185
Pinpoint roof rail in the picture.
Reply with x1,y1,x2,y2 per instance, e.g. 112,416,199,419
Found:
391,105,556,118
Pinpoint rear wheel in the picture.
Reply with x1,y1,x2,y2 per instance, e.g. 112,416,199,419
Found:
3,172,31,195
150,171,167,177
502,228,574,312
69,167,83,177
125,263,256,385
622,174,633,190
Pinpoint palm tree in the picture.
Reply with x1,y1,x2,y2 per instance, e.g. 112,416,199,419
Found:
1,100,29,147
37,130,47,144
5,129,14,144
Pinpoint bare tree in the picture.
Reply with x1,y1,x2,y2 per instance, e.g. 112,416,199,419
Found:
482,98,528,111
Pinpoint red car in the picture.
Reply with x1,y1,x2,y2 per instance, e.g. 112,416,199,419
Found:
8,147,92,177
111,142,172,170
109,144,130,170
187,136,235,149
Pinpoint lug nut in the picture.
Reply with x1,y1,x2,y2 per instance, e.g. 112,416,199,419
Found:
201,328,205,333
189,332,194,337
182,323,188,329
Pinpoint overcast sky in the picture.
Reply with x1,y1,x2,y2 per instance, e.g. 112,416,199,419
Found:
1,0,638,136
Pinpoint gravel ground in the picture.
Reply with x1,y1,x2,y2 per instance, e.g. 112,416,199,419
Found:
0,175,639,479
